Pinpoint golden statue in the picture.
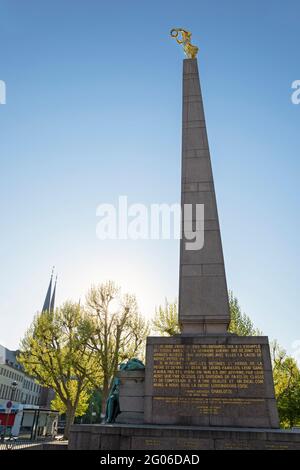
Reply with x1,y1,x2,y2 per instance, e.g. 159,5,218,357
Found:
170,28,198,59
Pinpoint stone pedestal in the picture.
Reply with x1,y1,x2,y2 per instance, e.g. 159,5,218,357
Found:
115,370,145,424
69,424,300,450
144,335,279,428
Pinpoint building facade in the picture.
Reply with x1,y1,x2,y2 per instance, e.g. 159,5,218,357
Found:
0,269,58,411
0,345,41,409
0,270,59,437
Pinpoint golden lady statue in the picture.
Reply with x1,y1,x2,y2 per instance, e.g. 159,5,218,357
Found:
170,28,198,59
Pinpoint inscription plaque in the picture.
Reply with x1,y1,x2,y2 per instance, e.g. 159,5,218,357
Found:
144,336,279,428
153,343,265,397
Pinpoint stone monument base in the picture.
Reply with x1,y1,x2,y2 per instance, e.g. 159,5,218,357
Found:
145,335,279,428
68,423,300,450
115,369,145,424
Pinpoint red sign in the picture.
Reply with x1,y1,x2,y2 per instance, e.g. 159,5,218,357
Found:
0,413,15,426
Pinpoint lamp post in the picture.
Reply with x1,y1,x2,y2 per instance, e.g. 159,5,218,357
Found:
90,401,95,424
10,381,17,401
2,380,17,439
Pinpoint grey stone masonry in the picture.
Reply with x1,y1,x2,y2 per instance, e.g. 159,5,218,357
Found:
69,424,300,450
115,370,145,425
179,58,230,334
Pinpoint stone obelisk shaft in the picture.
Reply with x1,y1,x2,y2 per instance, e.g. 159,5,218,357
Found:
179,58,230,334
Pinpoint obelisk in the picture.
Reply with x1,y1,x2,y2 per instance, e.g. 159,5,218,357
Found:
179,57,230,334
143,31,279,429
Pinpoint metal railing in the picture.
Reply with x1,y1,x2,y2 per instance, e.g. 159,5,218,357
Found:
0,437,51,450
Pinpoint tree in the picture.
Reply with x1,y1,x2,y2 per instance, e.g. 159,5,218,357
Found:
271,341,300,428
51,386,90,419
152,299,180,336
85,281,149,414
18,302,101,439
228,290,262,336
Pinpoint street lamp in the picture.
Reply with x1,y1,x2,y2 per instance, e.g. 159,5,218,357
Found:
10,381,17,401
90,402,95,424
1,380,18,440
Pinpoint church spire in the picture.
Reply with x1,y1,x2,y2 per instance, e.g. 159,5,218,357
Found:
50,275,57,313
42,267,54,313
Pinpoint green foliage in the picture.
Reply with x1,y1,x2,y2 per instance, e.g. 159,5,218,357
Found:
79,389,103,424
228,291,262,336
18,281,150,433
152,299,180,336
51,385,90,417
18,302,101,438
86,281,150,412
271,341,300,428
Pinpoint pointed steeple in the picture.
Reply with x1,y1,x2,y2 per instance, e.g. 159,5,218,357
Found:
50,275,57,313
42,267,54,313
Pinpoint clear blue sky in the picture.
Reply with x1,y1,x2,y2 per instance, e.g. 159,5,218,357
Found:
0,1,299,359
